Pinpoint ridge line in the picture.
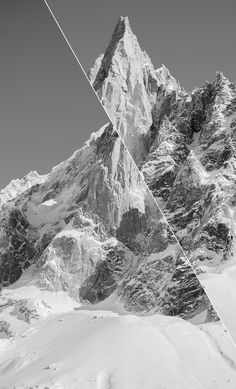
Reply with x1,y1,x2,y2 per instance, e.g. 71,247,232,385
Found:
43,0,236,348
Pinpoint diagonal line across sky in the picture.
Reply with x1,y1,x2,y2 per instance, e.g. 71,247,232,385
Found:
43,0,236,348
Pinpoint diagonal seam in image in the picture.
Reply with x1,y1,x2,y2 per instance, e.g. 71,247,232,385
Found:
43,0,236,348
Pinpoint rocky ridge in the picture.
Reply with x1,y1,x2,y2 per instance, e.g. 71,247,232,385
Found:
0,170,47,208
0,117,218,341
90,17,236,266
89,16,236,338
0,16,236,388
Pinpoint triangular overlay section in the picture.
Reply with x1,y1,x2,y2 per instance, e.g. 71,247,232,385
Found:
0,8,236,388
88,16,236,341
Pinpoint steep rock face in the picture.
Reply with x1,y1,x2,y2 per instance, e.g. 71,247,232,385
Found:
0,208,38,286
89,16,236,281
89,16,184,164
0,122,214,322
163,75,236,268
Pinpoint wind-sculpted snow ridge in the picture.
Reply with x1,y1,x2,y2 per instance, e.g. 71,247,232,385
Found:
89,16,236,341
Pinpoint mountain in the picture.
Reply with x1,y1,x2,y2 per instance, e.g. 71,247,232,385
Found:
0,122,212,319
0,122,236,388
89,16,236,340
0,170,47,208
0,17,236,388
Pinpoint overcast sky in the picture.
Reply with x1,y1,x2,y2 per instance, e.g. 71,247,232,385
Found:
0,0,107,189
47,0,236,91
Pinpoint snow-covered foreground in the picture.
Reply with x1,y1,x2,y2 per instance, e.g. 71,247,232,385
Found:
1,306,236,389
1,268,236,388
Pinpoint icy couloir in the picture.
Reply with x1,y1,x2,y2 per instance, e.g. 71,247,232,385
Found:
89,16,236,340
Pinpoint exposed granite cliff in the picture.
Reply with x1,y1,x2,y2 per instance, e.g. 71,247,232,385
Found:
0,122,215,325
89,16,236,337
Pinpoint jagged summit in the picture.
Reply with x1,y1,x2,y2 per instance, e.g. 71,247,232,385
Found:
115,16,132,34
89,17,183,163
92,15,144,92
1,19,236,388
0,119,214,322
89,17,236,341
215,70,230,82
92,16,181,94
0,169,47,208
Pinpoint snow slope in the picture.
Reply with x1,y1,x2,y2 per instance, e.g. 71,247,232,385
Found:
1,266,236,388
1,307,236,389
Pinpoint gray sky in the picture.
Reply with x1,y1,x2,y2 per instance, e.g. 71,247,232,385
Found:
0,0,107,189
1,0,235,188
47,0,236,91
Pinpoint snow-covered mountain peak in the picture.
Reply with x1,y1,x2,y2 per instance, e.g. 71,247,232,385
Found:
115,16,132,37
1,18,236,388
0,169,47,208
214,71,230,85
0,119,213,323
92,16,150,92
89,17,184,163
155,64,185,96
106,15,141,55
88,17,236,341
212,71,236,112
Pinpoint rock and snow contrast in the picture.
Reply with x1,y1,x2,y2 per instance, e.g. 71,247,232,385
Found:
89,16,236,341
0,16,236,389
0,117,236,386
0,171,47,209
0,123,214,319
